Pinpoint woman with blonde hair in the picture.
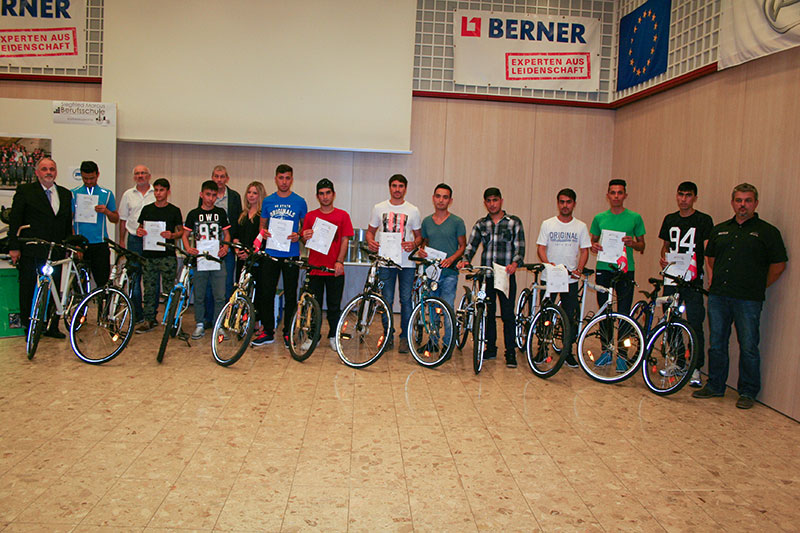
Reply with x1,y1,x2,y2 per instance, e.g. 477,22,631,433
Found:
235,181,268,337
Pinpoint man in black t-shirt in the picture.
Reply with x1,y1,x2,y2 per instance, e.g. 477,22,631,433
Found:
658,181,714,388
182,180,231,339
135,178,183,333
693,183,787,409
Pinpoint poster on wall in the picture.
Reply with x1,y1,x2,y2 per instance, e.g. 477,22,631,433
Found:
0,136,52,189
453,10,601,92
0,0,87,69
52,101,115,126
718,0,800,69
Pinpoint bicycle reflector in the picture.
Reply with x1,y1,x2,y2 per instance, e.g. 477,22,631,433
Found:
41,264,54,276
678,304,686,314
623,338,632,348
588,350,595,361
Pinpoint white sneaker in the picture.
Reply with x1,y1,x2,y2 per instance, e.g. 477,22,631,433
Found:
191,323,205,339
329,337,337,351
689,369,702,388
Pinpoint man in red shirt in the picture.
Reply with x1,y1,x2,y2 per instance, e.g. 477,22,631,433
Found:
301,178,354,350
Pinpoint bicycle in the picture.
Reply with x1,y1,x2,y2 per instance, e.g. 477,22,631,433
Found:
157,242,222,363
457,265,494,374
283,257,334,362
334,245,398,368
406,249,456,368
69,239,141,364
574,267,646,383
635,270,704,395
514,264,545,350
20,235,91,360
210,241,264,366
522,263,572,379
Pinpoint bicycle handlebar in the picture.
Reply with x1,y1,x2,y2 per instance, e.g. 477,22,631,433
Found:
408,247,443,267
268,255,335,274
162,242,224,264
358,242,402,269
20,236,86,256
105,238,146,263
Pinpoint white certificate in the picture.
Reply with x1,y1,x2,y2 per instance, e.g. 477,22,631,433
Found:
544,264,569,294
493,262,510,297
664,252,692,285
422,246,448,262
378,232,402,265
305,218,337,255
143,221,167,252
266,218,293,253
197,239,220,271
75,193,99,224
598,229,626,264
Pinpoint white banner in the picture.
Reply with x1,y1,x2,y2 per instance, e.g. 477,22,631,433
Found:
0,0,86,69
719,0,800,69
53,101,115,127
453,10,601,92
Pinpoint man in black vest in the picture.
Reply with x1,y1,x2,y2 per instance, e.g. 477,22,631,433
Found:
8,157,74,337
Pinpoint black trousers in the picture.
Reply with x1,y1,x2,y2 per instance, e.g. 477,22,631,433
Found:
486,274,517,359
262,257,299,337
308,274,345,338
84,242,111,288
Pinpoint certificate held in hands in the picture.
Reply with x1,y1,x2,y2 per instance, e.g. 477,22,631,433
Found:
598,229,626,264
306,218,337,255
266,218,293,253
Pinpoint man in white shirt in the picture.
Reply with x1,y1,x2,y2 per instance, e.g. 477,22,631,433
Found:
365,174,422,353
536,188,591,367
118,164,156,323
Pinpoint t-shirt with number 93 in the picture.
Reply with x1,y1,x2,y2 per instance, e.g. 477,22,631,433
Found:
184,206,231,246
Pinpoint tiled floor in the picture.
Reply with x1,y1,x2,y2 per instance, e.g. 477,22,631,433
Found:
1,318,799,532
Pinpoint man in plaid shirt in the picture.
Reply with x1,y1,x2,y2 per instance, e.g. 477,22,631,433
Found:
458,187,526,367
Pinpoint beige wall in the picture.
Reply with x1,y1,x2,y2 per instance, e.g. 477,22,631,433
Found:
3,45,797,417
612,46,799,418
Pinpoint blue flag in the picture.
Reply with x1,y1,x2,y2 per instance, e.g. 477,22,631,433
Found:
617,0,671,91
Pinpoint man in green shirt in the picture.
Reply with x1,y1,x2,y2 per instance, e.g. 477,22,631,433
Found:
589,178,646,315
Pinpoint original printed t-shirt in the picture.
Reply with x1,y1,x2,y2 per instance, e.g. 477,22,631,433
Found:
260,192,308,258
536,216,591,282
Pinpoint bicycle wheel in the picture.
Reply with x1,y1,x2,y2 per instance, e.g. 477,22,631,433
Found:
577,312,645,383
157,291,179,363
514,288,532,350
455,292,471,350
69,287,133,364
63,267,91,331
526,304,572,379
408,296,455,368
289,296,322,362
630,299,651,330
472,303,486,374
212,295,255,366
642,318,698,396
336,293,391,368
26,280,49,360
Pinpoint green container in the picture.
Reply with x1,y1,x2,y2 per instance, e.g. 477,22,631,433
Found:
0,268,24,337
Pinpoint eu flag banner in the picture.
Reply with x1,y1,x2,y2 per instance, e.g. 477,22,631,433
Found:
617,0,671,91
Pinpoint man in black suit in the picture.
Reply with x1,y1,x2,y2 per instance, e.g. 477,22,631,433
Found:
8,158,74,337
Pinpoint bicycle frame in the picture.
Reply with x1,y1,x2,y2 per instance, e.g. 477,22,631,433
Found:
30,242,88,322
574,275,614,338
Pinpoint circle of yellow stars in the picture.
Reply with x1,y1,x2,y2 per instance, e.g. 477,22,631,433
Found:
628,8,660,77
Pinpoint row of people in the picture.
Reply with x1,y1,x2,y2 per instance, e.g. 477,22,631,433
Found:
7,158,787,409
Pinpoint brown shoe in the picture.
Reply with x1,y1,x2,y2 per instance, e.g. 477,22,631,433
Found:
736,396,755,409
135,320,155,334
398,338,410,353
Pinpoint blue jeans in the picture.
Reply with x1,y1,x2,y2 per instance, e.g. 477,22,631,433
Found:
707,294,763,397
431,273,458,309
204,252,236,326
127,234,144,322
194,265,227,326
431,273,458,344
379,266,414,338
